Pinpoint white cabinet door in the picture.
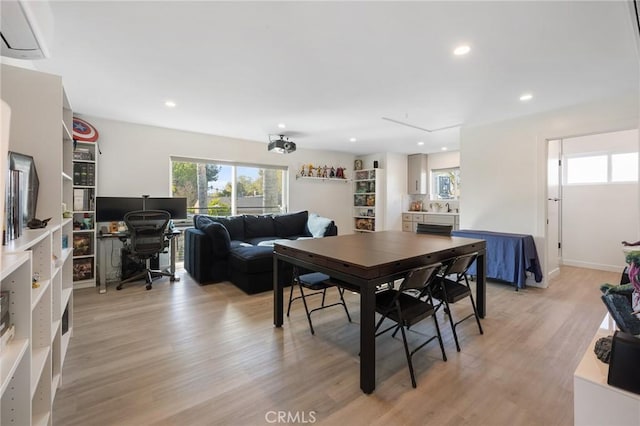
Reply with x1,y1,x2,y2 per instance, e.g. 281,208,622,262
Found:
407,154,427,195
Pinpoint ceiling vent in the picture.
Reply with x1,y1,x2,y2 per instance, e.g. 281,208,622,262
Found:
0,0,53,60
268,135,296,154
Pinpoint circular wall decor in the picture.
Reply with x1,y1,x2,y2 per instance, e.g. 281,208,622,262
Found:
72,117,99,142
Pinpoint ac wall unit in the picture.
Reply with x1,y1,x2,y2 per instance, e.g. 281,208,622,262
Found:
0,0,53,60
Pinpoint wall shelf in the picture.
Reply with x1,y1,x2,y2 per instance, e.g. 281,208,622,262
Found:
295,175,351,183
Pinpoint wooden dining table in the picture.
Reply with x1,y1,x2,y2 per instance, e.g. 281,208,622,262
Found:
273,230,486,394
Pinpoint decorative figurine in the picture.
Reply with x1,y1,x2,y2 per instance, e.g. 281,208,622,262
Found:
336,167,345,179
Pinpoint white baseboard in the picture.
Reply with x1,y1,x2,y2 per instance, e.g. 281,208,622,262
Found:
561,259,624,273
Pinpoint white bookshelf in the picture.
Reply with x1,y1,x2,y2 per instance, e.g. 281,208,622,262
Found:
1,64,75,424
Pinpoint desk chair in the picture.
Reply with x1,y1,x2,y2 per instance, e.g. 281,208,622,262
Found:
117,210,172,291
375,263,447,388
287,267,352,335
432,253,484,352
416,223,453,236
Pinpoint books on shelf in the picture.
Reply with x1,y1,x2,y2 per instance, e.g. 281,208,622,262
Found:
73,148,92,160
73,188,94,211
73,162,95,186
3,169,23,243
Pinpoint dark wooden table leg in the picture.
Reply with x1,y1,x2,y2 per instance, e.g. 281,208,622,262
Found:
360,283,376,393
476,250,486,318
274,256,283,327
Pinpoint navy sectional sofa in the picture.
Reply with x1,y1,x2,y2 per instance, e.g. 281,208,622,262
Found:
184,211,337,294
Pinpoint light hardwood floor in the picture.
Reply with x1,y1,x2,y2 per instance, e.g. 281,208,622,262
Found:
53,266,618,425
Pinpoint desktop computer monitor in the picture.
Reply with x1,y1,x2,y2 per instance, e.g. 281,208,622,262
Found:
144,197,188,219
95,197,144,222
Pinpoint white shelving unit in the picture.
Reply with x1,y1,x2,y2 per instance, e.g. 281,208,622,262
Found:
352,168,385,233
1,64,75,425
1,252,32,425
72,141,97,289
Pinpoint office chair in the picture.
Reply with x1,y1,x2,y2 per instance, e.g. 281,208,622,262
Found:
287,267,352,335
374,263,447,388
117,210,172,291
431,253,484,352
416,223,453,236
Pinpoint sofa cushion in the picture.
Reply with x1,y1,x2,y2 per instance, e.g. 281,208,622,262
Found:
229,245,274,274
200,222,231,257
216,216,245,241
195,214,245,240
273,210,308,238
244,214,275,239
306,213,333,238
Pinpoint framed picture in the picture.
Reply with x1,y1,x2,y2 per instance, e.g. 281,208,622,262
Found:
8,151,39,225
354,159,363,170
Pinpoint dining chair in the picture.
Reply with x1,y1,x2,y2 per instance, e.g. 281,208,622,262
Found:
287,267,351,335
432,253,484,352
374,263,447,388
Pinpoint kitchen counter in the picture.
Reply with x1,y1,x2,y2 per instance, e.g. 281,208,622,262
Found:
403,211,459,215
402,211,460,232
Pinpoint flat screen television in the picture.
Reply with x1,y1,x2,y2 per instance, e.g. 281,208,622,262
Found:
144,197,188,219
95,197,143,222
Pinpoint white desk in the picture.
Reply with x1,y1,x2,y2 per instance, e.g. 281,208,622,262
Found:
96,229,181,293
574,315,640,425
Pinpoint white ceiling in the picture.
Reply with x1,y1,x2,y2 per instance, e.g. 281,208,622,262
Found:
31,1,640,155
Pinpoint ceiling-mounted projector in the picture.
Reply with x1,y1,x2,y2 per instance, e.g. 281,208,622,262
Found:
268,135,296,154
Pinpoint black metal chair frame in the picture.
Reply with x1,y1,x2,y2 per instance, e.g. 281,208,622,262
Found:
374,263,447,388
432,253,484,352
287,267,352,335
117,210,173,291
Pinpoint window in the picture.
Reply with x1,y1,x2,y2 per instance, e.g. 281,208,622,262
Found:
431,168,460,200
565,152,638,185
171,158,288,217
612,152,639,182
566,155,607,184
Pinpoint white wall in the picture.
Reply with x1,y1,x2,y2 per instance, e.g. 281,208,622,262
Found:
84,115,354,233
562,129,639,272
460,94,639,284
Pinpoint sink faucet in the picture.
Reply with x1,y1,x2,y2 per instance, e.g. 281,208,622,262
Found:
445,203,450,212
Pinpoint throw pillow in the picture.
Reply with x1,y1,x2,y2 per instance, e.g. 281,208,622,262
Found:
244,214,276,239
200,222,231,257
274,210,308,238
307,213,332,238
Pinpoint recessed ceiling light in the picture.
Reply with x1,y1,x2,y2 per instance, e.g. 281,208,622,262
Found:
164,100,176,108
441,147,448,151
453,45,471,56
349,137,357,143
519,93,533,101
417,141,425,146
278,123,286,129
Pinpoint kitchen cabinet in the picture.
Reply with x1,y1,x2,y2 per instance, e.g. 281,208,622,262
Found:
407,154,427,195
402,212,459,232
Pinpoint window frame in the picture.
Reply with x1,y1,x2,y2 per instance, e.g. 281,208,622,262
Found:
170,156,289,217
564,151,639,186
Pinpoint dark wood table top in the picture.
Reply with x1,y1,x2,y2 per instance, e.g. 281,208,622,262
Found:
274,231,486,282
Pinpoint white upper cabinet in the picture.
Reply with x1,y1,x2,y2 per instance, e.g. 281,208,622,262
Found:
407,154,427,195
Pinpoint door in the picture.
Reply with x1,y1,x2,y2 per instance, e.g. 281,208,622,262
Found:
547,139,562,278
